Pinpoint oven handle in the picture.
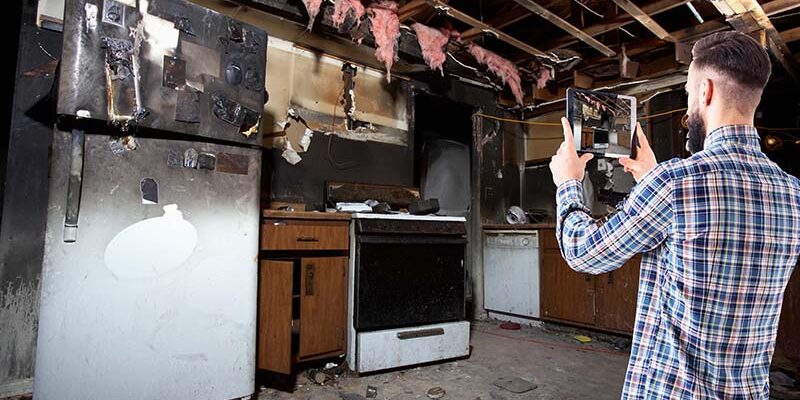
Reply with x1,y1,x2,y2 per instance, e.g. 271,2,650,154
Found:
357,235,467,245
397,328,445,340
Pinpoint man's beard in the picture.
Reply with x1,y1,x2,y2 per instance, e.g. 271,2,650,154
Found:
685,110,706,155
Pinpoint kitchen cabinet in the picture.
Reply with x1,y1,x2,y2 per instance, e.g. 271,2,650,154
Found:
258,211,350,375
539,228,641,334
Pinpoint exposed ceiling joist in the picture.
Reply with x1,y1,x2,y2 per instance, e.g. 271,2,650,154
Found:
711,0,800,84
759,0,800,16
511,0,616,57
427,0,551,58
398,0,428,22
544,0,688,51
782,26,800,44
461,5,530,41
611,0,675,42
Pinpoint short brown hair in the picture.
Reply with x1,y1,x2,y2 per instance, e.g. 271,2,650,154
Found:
691,31,771,91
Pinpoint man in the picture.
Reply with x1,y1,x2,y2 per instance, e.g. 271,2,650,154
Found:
549,31,800,399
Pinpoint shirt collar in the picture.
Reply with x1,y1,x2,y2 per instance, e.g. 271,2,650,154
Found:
704,125,761,150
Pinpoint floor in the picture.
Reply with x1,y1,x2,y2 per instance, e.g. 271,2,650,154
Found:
257,320,632,400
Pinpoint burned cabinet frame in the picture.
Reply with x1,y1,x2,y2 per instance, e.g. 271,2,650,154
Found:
58,0,267,145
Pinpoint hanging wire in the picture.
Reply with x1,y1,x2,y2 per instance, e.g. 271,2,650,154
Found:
474,109,800,143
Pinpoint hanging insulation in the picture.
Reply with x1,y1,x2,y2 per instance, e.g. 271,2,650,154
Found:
368,1,400,82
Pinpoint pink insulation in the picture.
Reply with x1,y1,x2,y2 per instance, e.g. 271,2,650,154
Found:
536,67,551,89
303,0,323,30
368,1,400,82
332,0,365,29
468,43,524,105
411,23,450,74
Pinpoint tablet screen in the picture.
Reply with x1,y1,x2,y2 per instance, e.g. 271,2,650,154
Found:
567,88,637,158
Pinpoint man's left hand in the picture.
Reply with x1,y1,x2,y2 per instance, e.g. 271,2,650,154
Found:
550,117,594,186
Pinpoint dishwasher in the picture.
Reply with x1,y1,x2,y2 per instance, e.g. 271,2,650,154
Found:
483,230,540,319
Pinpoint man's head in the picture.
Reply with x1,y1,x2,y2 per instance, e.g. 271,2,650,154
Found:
684,31,771,153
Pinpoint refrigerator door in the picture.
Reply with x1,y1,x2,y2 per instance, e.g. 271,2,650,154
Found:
35,130,261,400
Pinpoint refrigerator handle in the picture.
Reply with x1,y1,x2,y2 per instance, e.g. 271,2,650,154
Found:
64,129,86,243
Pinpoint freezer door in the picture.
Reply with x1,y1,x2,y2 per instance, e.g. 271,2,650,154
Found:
58,0,267,145
35,130,261,400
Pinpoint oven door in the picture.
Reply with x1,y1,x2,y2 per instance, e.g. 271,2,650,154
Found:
355,235,466,331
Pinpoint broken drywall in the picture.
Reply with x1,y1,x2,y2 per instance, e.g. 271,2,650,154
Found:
263,37,408,150
0,279,40,386
468,43,524,105
411,23,449,75
368,1,400,82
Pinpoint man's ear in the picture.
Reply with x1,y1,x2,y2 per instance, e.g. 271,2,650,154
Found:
702,78,714,106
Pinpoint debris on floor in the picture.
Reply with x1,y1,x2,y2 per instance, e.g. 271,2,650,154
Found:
426,386,446,399
365,385,378,398
492,377,538,394
499,322,521,330
256,321,629,400
573,334,592,344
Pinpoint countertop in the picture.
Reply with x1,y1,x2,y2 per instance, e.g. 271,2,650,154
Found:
482,223,556,230
262,210,352,221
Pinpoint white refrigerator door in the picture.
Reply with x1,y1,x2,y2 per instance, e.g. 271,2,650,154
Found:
34,130,260,400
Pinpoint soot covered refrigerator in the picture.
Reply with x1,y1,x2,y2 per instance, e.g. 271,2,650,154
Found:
34,1,267,399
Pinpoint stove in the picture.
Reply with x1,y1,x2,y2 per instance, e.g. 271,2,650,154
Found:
345,213,471,373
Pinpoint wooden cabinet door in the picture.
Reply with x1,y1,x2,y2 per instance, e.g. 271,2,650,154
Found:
539,249,595,325
595,256,641,334
258,260,294,374
299,257,348,360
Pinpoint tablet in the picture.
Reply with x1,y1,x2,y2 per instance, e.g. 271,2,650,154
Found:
566,88,638,159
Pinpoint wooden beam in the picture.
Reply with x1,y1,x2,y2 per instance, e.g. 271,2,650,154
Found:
398,0,429,22
761,0,800,16
577,19,729,71
711,0,800,84
461,5,530,42
544,0,688,51
782,26,800,44
611,0,675,41
511,0,616,56
428,0,550,58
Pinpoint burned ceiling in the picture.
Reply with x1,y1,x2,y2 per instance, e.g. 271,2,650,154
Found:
225,0,800,110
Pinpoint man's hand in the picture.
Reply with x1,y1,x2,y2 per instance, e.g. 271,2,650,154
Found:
619,123,657,182
550,117,594,186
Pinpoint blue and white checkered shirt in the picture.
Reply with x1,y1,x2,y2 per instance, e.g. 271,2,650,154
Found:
556,125,800,399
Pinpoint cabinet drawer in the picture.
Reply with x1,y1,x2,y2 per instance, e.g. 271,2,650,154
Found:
356,321,470,373
261,219,349,251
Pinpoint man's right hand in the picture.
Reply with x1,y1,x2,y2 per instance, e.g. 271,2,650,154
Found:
619,123,657,182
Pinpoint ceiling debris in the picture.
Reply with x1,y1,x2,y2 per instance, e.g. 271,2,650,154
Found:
302,0,324,30
368,1,401,82
332,0,366,30
411,23,450,75
468,43,523,105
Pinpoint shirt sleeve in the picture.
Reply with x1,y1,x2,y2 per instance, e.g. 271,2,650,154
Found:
555,164,673,274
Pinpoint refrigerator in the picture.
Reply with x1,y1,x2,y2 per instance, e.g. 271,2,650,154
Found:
34,1,267,399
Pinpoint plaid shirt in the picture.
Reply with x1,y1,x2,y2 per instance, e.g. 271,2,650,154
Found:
556,125,800,399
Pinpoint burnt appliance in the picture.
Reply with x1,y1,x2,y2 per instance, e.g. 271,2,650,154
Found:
35,1,267,399
346,213,470,373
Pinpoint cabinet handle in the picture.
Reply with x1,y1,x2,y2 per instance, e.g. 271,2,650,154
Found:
297,236,320,242
397,328,444,340
272,220,287,226
305,264,315,296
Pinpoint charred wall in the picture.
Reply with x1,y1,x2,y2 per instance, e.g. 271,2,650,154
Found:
0,1,59,394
